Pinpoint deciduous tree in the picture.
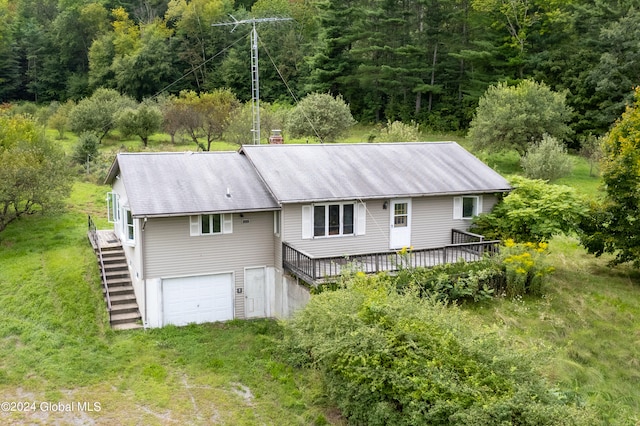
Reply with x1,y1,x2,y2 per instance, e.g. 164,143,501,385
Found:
69,88,135,142
579,87,640,267
116,100,163,147
468,79,572,154
0,114,73,233
286,92,355,143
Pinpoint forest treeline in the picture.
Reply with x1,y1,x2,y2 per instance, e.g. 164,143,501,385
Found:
1,0,639,141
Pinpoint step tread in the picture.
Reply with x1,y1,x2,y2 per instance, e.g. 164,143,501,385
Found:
105,278,132,285
106,287,135,296
110,311,141,321
110,303,140,312
112,322,143,331
100,256,127,262
109,294,138,303
103,263,128,269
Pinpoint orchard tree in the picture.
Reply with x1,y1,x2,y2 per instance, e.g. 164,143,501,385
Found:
468,80,572,154
174,89,240,151
579,87,640,267
47,99,75,139
223,101,289,145
69,88,136,142
0,115,73,233
286,93,355,142
116,100,163,147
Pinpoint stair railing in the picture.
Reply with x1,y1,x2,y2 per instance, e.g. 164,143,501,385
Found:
88,215,112,313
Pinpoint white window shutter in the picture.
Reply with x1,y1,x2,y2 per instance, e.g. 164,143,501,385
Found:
189,215,200,236
301,205,312,239
222,214,233,234
356,202,366,235
453,197,462,220
476,196,483,216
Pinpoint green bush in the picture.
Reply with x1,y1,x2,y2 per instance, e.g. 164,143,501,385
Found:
393,259,502,302
72,132,100,167
281,278,595,425
471,176,589,242
374,120,420,142
521,134,573,181
498,240,555,296
286,93,355,142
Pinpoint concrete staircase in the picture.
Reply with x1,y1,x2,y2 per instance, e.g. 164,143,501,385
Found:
98,245,143,330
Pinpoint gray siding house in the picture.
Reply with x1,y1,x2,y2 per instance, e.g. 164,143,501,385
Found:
102,142,510,328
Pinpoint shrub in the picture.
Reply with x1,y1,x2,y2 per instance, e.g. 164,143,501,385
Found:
374,120,420,142
521,134,573,181
72,132,100,167
499,239,554,296
470,176,589,242
393,259,502,302
286,93,355,142
281,278,595,425
468,80,572,155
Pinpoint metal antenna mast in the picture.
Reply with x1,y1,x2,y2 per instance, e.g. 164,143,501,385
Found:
212,15,292,145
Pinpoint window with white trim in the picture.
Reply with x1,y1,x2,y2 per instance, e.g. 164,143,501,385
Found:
302,202,366,239
124,208,135,243
453,196,483,220
312,203,354,237
107,192,120,223
274,210,281,236
190,214,233,236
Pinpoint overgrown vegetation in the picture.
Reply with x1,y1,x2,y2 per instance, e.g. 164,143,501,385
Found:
0,114,74,233
280,275,596,425
390,241,554,301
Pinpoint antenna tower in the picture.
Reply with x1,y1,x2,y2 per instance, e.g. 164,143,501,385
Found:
212,15,292,145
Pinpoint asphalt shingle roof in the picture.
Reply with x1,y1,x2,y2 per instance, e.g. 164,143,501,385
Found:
106,151,279,217
241,142,511,203
106,142,510,216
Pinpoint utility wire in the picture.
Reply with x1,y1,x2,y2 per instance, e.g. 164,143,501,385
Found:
258,32,325,143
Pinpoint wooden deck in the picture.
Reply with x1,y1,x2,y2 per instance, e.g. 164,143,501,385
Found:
283,230,500,285
88,230,121,251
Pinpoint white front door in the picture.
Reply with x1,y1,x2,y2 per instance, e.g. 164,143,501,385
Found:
245,267,266,318
389,199,411,249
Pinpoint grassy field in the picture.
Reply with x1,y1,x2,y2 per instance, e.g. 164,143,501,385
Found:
1,128,637,424
468,236,640,425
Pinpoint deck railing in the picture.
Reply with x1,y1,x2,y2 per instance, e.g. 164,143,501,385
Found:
88,215,112,312
283,237,500,285
451,228,485,244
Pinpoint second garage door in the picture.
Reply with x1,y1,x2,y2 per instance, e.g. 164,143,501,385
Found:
162,273,234,326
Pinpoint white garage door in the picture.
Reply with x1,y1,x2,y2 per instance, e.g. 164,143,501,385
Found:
162,273,234,326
